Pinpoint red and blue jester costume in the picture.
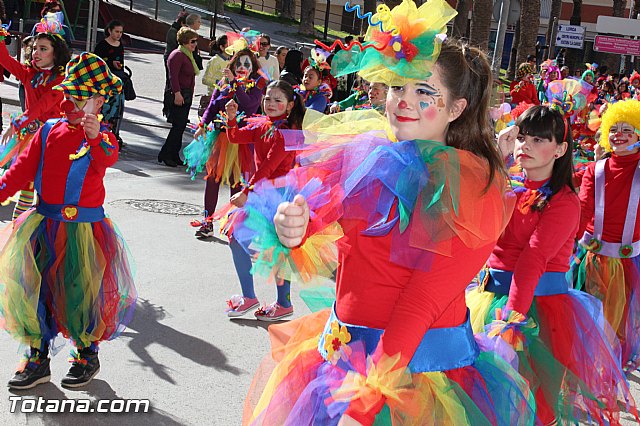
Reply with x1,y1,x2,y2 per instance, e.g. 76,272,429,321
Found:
0,117,137,353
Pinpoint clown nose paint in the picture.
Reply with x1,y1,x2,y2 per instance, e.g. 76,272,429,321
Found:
60,99,75,113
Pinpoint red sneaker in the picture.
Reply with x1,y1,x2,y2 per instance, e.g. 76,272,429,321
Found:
254,302,294,321
226,295,259,317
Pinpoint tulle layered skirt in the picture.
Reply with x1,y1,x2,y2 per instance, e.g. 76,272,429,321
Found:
0,209,137,350
243,308,536,426
467,269,637,424
572,246,640,369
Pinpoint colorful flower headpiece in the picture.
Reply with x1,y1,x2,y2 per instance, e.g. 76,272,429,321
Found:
318,0,456,86
544,78,592,119
35,12,66,37
598,99,640,152
224,30,261,56
630,71,640,84
308,48,331,73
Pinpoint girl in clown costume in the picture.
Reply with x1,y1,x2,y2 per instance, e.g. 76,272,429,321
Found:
231,1,536,424
466,103,636,425
571,99,640,372
0,53,136,390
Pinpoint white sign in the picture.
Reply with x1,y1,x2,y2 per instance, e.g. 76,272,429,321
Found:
558,24,585,34
556,27,585,49
596,16,640,37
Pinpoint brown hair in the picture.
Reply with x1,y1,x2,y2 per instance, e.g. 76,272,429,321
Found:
435,38,505,190
176,27,198,45
229,48,262,80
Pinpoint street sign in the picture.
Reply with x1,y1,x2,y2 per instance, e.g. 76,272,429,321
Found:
596,16,640,37
555,25,585,49
594,35,640,56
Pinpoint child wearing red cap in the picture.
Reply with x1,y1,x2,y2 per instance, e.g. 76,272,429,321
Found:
0,52,136,390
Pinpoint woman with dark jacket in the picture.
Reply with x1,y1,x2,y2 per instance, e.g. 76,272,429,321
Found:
159,27,199,167
279,49,303,87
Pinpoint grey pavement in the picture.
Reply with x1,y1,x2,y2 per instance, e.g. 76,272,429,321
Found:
0,7,638,424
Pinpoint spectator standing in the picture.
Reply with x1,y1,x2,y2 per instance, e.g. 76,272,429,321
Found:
185,13,203,71
256,34,279,80
275,45,288,72
279,49,303,87
159,27,199,167
94,20,127,149
202,34,229,95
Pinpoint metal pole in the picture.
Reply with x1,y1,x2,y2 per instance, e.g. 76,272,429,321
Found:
323,0,331,41
155,0,159,19
18,18,23,33
92,0,100,51
86,0,94,52
130,0,133,11
491,0,511,77
548,17,558,57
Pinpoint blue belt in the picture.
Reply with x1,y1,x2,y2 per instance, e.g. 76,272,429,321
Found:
482,268,569,296
36,201,105,223
318,304,479,373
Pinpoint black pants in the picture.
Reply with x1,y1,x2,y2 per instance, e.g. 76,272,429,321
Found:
159,90,192,162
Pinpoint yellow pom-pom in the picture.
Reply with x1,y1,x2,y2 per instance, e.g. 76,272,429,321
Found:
392,42,402,52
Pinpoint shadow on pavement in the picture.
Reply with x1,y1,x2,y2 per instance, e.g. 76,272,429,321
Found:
9,380,187,425
229,318,289,331
121,299,241,384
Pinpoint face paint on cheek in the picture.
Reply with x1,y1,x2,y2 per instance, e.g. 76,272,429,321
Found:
436,98,445,109
421,105,438,121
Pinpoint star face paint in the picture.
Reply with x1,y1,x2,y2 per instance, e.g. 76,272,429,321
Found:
386,67,453,142
235,55,253,78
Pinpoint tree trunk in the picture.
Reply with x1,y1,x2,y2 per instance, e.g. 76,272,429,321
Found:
452,0,470,38
604,0,627,73
545,0,562,44
299,0,316,35
281,0,295,19
516,0,540,67
564,0,582,71
469,0,492,50
507,20,520,81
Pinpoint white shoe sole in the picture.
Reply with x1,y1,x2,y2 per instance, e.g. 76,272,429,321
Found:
60,367,100,389
8,375,51,390
227,302,260,318
255,311,294,322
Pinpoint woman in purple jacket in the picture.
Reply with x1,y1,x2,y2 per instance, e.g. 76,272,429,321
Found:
192,48,267,238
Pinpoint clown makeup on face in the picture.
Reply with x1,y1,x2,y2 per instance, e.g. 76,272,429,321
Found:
368,82,388,107
262,87,293,119
31,38,55,69
386,67,466,142
62,95,104,124
608,122,640,156
302,67,321,91
234,55,253,79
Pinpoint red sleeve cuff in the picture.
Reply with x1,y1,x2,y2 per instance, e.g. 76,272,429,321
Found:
86,132,104,147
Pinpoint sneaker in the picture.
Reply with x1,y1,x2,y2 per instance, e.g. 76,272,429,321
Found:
8,355,51,390
226,295,260,317
195,222,214,238
60,350,100,389
255,302,294,322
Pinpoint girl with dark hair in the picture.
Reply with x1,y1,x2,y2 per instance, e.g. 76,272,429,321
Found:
0,29,69,220
94,20,126,148
236,1,537,424
279,49,303,87
202,34,229,95
188,47,267,238
223,80,305,320
296,65,332,112
467,105,635,425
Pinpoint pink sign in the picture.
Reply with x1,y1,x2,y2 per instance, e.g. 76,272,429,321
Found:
594,35,640,56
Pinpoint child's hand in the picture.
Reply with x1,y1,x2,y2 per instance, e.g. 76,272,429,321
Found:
274,194,310,248
222,68,234,82
225,99,238,121
81,114,101,140
230,191,247,207
497,125,519,160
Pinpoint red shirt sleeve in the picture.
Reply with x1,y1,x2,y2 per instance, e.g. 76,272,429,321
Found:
505,190,580,314
87,131,119,169
0,40,28,82
225,118,259,145
577,162,596,239
247,130,290,187
16,76,65,132
0,130,42,203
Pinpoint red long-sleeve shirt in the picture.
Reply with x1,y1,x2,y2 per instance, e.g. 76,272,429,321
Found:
577,152,640,242
510,80,540,105
226,115,296,193
335,164,509,424
0,120,118,207
488,181,580,314
0,41,64,131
